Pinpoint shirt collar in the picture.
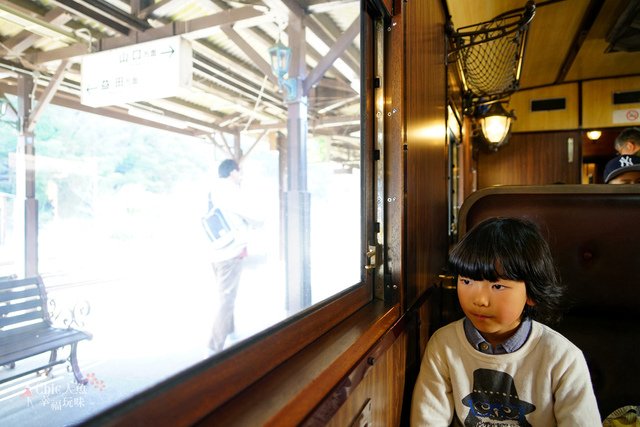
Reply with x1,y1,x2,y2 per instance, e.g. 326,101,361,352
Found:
463,316,532,354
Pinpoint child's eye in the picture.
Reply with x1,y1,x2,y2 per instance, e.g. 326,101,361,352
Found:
459,278,471,285
492,283,506,290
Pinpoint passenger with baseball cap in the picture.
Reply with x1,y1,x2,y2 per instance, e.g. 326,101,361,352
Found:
603,154,640,184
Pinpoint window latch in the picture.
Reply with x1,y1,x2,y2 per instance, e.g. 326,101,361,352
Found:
364,245,376,270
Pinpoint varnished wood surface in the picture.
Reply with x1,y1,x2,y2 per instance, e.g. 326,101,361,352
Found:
445,0,585,89
324,329,407,427
459,184,640,234
197,302,400,426
566,0,640,82
582,129,617,158
404,0,449,304
477,131,582,188
521,0,587,88
582,76,640,128
445,0,640,90
509,83,579,132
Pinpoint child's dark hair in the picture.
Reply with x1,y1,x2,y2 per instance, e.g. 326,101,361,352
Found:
448,217,564,324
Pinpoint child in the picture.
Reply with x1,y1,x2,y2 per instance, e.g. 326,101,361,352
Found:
410,217,601,426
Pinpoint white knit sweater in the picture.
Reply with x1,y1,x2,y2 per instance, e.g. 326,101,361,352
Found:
410,319,601,426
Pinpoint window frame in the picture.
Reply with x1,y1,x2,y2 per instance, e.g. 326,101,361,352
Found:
82,1,387,424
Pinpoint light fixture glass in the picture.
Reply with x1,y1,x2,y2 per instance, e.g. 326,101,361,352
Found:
586,130,602,141
478,102,515,147
268,41,291,80
268,41,297,101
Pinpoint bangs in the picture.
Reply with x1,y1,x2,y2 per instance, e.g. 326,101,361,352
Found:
448,220,531,282
448,249,523,282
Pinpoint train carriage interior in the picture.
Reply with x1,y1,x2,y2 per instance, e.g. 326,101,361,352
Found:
0,0,639,425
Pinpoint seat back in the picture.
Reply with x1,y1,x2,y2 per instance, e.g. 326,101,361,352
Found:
458,184,640,418
0,277,49,332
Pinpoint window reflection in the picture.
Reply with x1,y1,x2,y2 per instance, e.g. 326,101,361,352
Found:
0,0,362,422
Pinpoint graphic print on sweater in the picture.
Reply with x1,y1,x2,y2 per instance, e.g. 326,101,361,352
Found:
462,369,536,427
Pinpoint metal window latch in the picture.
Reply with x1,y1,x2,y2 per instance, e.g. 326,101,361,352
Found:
365,245,376,270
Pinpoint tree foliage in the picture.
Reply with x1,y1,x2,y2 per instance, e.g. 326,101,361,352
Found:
0,102,214,220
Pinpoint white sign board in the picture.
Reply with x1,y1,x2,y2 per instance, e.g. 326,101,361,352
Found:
613,108,640,124
81,36,192,107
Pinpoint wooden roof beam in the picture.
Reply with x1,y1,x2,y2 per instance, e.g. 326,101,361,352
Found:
29,5,267,64
221,25,280,87
303,16,359,95
49,0,150,34
0,7,72,56
26,59,70,132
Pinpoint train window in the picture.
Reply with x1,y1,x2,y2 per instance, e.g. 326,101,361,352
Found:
0,0,373,423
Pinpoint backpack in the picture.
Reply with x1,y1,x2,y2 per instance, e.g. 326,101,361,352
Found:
202,194,235,249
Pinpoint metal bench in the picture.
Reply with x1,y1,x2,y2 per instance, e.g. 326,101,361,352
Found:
0,276,92,384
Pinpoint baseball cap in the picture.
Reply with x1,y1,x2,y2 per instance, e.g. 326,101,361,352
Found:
603,155,640,183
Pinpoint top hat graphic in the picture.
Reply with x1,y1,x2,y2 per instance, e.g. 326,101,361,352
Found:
462,368,536,414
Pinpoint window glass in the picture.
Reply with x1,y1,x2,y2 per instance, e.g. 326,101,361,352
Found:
0,117,17,278
0,1,362,424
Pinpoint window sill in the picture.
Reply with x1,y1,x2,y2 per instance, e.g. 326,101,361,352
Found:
89,289,398,426
205,300,401,426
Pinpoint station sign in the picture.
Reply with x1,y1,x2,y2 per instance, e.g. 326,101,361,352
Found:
80,36,192,107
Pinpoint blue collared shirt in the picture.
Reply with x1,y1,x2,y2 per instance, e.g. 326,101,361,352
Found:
463,316,532,354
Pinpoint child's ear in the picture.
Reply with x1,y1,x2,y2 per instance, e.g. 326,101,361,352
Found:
526,297,536,307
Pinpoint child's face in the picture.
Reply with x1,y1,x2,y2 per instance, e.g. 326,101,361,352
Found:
457,276,534,346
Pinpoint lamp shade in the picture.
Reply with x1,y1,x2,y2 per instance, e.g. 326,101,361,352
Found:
478,102,514,146
268,41,291,80
586,130,602,141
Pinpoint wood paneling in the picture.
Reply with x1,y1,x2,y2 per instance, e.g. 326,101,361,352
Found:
446,0,588,90
477,131,582,188
324,330,406,427
519,0,588,89
404,0,448,304
566,1,640,82
582,76,640,128
582,129,617,158
195,303,400,427
509,83,579,132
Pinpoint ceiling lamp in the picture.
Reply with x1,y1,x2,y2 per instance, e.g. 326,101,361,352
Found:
586,130,602,141
477,102,516,149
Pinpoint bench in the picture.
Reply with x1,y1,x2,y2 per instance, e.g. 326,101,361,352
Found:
0,276,92,384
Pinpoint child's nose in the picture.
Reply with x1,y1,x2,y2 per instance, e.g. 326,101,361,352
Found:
472,286,490,306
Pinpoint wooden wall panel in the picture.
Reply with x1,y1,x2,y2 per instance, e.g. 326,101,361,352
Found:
403,0,448,304
325,331,407,427
582,76,640,128
509,83,579,132
477,131,582,188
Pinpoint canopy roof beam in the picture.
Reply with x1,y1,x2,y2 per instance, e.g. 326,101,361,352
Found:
29,5,267,64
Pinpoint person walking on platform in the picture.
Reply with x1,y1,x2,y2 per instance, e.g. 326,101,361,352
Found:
204,158,261,352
